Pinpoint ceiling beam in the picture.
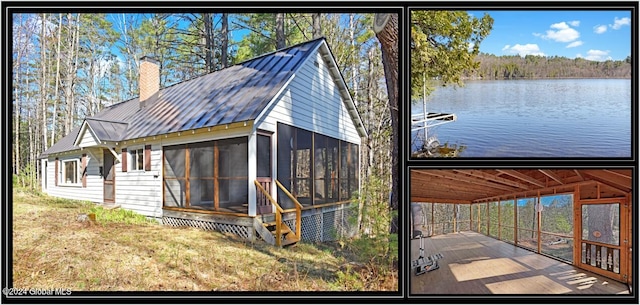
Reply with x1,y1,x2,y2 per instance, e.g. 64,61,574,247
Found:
581,170,632,193
496,170,546,188
410,196,472,204
453,169,531,189
539,169,565,185
574,170,584,181
412,170,518,192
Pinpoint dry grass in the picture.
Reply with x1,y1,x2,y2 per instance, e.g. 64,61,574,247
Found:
12,190,398,292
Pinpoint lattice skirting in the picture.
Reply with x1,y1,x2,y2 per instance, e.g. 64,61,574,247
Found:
162,216,251,239
163,203,356,244
298,203,357,243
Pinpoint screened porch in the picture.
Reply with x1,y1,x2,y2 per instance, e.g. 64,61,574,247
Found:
410,169,633,295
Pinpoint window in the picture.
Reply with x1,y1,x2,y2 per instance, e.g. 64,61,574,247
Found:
130,148,144,171
61,159,80,185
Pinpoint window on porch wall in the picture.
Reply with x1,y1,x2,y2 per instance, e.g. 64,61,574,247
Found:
457,204,471,231
163,137,248,213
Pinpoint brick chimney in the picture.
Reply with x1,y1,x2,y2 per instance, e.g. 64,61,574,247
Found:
139,56,159,108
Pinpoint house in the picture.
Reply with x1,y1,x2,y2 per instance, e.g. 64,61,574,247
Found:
39,38,367,246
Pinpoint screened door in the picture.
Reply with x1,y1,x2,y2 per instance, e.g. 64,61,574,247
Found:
103,149,115,203
256,133,272,214
576,198,630,283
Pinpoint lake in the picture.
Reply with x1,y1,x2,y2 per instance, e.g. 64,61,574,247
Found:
410,79,632,158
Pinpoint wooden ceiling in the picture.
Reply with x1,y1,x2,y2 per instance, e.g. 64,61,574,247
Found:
410,169,632,204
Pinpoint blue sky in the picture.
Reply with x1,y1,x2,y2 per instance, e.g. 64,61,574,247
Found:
471,10,632,61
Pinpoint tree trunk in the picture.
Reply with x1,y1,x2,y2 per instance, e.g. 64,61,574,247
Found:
312,13,322,39
221,13,228,68
588,204,614,244
40,13,48,151
374,13,399,234
50,13,62,145
204,13,214,73
276,13,286,49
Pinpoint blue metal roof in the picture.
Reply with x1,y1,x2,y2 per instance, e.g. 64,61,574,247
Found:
41,38,364,157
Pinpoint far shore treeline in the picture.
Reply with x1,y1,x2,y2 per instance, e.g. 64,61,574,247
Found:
463,53,631,80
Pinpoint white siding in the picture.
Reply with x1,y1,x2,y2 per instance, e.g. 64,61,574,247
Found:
115,143,163,218
77,126,99,147
257,50,361,145
44,151,104,203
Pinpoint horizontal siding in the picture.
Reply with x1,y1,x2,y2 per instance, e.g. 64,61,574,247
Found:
44,152,104,203
78,127,98,147
258,50,361,145
116,143,163,218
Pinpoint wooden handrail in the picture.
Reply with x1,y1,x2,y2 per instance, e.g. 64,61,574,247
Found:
254,180,284,246
274,180,302,241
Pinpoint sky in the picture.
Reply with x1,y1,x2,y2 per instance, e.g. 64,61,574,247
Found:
471,10,632,61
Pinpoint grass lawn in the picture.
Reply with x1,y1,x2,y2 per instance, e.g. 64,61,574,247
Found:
11,190,398,292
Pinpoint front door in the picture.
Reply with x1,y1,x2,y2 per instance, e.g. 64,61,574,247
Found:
256,133,273,214
575,198,630,283
103,149,115,203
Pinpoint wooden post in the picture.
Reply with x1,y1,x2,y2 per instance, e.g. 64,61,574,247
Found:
498,200,501,240
514,195,518,245
573,185,580,266
214,142,219,211
537,191,541,254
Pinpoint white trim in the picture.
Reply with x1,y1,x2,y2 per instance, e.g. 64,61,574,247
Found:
128,146,146,172
60,158,82,186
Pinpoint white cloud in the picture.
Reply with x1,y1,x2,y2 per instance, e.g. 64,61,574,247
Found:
502,44,546,57
566,41,583,48
594,25,607,34
610,17,630,30
569,20,580,27
542,21,580,42
582,49,612,61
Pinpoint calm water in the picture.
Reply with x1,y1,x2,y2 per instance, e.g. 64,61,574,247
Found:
410,79,632,158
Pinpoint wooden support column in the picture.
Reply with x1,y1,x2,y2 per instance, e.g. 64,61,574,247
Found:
573,185,581,266
498,200,501,240
214,141,219,211
453,204,457,233
537,191,542,254
512,198,517,243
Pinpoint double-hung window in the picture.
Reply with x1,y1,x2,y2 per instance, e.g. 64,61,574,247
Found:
131,148,144,171
61,159,80,185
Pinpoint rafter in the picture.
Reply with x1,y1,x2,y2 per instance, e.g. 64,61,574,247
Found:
538,169,564,185
496,170,546,188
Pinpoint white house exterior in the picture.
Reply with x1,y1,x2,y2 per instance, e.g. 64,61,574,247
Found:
39,38,366,246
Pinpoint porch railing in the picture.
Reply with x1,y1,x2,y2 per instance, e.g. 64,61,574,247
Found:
254,180,302,246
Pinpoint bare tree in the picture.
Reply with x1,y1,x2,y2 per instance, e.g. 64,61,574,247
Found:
275,13,285,49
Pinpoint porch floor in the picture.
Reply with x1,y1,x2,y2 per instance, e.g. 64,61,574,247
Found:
410,231,630,295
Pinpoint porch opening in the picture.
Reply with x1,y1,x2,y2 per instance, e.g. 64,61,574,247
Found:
163,137,248,214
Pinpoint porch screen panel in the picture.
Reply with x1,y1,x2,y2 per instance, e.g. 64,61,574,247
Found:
349,142,359,199
277,123,294,209
489,201,499,238
164,145,186,207
479,203,487,235
218,137,248,210
339,141,349,201
189,141,214,210
326,137,339,202
500,200,515,243
540,194,574,262
296,128,312,206
517,198,538,250
457,204,471,231
314,134,327,204
257,134,271,178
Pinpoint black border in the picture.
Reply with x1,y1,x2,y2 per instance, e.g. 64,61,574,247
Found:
2,2,405,304
405,2,639,304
